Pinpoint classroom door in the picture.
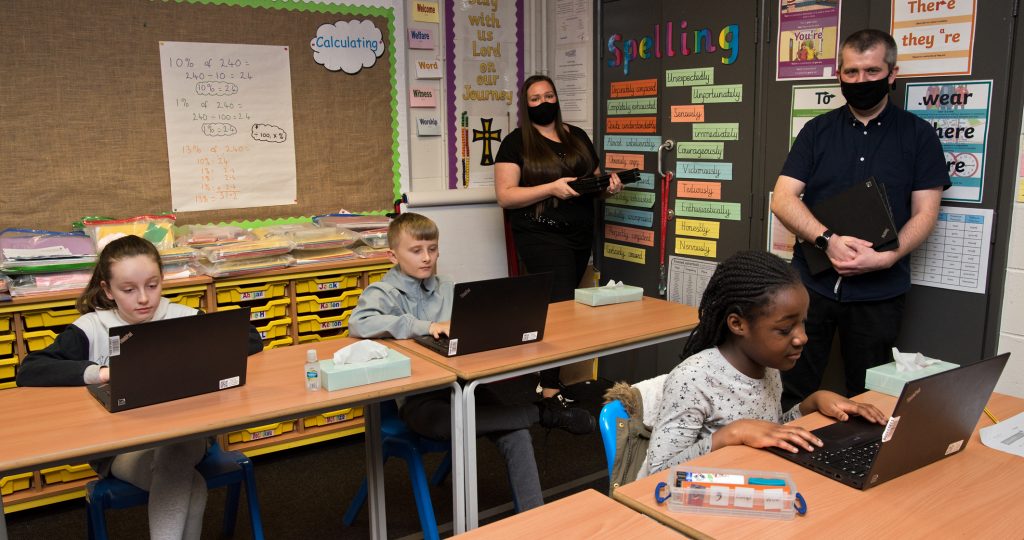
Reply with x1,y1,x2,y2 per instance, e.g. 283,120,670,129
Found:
598,0,763,303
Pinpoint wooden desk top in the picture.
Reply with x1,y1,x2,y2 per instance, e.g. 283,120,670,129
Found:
454,489,681,539
613,392,1024,540
394,297,699,380
0,338,455,475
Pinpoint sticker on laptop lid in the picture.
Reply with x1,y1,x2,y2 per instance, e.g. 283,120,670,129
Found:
944,440,964,455
522,331,538,342
108,331,133,357
448,338,458,356
219,376,240,390
882,416,900,442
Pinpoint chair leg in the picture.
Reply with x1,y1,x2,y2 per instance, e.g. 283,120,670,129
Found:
342,478,369,526
240,461,265,540
222,483,241,537
391,441,440,540
430,451,452,487
86,492,110,540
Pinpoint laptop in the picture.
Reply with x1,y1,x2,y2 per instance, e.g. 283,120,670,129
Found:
802,177,900,275
412,273,553,357
768,353,1009,490
88,308,252,413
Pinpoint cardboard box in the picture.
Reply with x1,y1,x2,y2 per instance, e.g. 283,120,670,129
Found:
319,347,411,391
574,285,644,306
865,360,959,397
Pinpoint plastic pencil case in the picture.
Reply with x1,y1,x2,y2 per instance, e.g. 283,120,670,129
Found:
354,246,389,259
655,466,804,520
358,228,389,249
194,254,294,278
0,228,96,260
82,215,176,251
291,247,358,265
159,246,199,264
199,239,294,263
9,271,93,296
313,214,391,231
175,224,254,247
255,223,360,251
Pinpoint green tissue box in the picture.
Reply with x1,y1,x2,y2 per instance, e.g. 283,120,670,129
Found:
864,360,959,397
318,348,411,392
574,285,644,306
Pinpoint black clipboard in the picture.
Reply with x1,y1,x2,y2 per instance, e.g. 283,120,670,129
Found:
802,177,899,275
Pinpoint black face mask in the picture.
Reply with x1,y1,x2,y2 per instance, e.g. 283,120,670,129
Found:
527,101,559,126
841,74,891,111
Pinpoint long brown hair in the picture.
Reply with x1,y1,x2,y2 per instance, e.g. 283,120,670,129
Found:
517,75,596,186
77,235,163,313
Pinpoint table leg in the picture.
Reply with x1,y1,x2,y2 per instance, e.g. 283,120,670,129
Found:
365,402,386,540
463,379,481,528
449,382,466,534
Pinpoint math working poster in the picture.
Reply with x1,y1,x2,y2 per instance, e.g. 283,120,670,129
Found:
160,42,297,212
446,0,522,189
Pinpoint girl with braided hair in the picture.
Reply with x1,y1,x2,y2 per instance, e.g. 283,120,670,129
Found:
644,251,886,476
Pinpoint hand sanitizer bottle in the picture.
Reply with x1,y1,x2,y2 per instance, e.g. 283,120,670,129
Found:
305,349,321,391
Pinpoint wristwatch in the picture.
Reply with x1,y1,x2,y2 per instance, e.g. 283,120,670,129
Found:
814,229,833,251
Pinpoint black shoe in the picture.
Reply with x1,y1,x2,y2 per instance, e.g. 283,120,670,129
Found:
538,395,595,435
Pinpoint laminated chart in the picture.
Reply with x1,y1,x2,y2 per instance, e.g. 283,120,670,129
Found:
910,206,992,294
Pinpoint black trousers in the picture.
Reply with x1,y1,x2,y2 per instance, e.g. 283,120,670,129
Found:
781,288,906,410
515,237,591,389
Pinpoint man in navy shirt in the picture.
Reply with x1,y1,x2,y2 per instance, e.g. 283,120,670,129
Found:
771,29,950,408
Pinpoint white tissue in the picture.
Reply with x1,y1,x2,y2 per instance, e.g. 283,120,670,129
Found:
891,347,940,372
605,279,624,287
333,340,389,365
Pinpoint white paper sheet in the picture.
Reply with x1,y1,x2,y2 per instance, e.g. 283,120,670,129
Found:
980,411,1024,458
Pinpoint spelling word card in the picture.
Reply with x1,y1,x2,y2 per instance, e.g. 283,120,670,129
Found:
910,206,992,294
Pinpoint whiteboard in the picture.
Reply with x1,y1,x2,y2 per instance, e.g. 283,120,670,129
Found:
403,189,509,283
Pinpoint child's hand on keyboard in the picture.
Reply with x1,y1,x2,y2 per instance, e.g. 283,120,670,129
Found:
429,321,450,339
804,390,888,425
713,419,824,453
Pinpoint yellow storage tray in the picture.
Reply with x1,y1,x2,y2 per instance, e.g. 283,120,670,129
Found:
227,420,296,443
294,273,359,294
303,406,364,428
0,356,18,380
1,472,32,496
297,312,351,333
163,291,204,309
0,381,17,390
296,330,348,344
264,336,294,350
295,289,362,314
216,282,287,304
220,298,290,322
24,329,57,352
256,318,291,340
367,270,388,284
40,463,96,485
0,334,15,356
0,314,11,333
22,305,79,329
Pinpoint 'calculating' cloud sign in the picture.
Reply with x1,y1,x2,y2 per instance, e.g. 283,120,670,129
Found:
311,20,385,74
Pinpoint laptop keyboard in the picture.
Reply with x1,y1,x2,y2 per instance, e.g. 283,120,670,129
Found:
808,440,881,477
419,335,451,355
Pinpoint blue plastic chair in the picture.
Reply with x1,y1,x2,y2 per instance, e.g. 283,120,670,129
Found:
85,441,264,540
342,401,451,540
599,400,629,478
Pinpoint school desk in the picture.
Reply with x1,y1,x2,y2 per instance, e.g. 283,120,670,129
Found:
0,338,458,540
394,296,700,530
611,391,1024,539
453,488,680,539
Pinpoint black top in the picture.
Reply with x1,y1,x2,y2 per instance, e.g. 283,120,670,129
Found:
495,125,600,250
781,101,950,301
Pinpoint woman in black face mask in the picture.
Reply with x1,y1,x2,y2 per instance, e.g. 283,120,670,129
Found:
494,74,621,402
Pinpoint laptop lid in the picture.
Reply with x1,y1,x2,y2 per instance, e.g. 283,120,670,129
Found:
97,308,252,412
418,273,553,356
863,352,1009,488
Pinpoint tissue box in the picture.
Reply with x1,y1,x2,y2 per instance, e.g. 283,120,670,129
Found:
864,360,959,396
318,347,411,391
574,285,644,306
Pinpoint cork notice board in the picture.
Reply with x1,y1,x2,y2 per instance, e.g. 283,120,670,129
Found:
0,0,400,231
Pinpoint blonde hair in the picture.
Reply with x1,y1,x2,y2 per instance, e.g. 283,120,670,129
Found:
387,213,439,249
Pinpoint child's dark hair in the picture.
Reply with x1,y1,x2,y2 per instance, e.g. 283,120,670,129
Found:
77,235,163,314
681,250,801,358
387,213,438,250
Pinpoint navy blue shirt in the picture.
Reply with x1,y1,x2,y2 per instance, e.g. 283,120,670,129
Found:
781,100,949,302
